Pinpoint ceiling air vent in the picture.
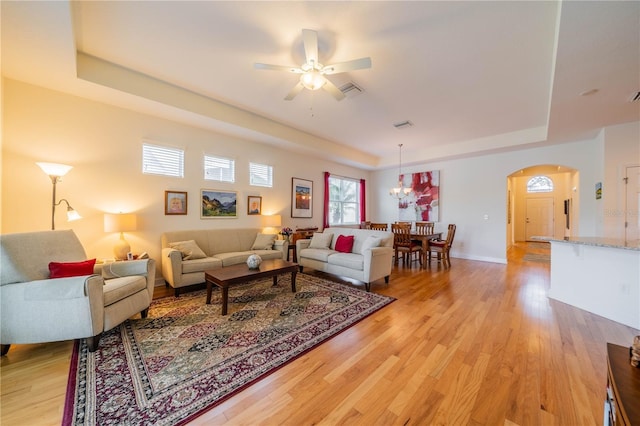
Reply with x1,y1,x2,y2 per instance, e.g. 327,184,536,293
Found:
629,91,640,102
339,82,363,98
393,120,414,130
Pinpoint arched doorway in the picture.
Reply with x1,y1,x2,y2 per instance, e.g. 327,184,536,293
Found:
506,165,579,253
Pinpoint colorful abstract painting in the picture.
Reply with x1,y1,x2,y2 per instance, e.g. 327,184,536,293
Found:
398,171,440,222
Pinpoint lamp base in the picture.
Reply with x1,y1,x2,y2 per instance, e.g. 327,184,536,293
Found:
113,236,131,261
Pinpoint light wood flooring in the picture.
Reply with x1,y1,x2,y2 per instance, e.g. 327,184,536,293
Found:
1,242,638,425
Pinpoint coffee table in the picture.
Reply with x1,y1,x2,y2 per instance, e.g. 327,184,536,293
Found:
205,258,298,315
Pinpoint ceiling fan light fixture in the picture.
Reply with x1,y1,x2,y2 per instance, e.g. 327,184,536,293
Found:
300,71,325,90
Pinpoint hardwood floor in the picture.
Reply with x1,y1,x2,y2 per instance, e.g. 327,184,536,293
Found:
1,242,637,425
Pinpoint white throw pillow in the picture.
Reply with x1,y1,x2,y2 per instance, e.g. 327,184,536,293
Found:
168,240,207,260
359,235,381,253
309,232,333,249
251,233,276,250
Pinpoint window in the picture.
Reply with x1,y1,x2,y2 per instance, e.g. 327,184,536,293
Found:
249,162,273,187
328,175,360,225
204,155,235,182
527,175,554,193
142,143,184,177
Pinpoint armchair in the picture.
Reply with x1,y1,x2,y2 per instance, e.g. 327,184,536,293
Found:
1,230,155,355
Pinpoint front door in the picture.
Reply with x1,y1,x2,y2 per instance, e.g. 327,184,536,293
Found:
626,165,640,241
525,197,554,240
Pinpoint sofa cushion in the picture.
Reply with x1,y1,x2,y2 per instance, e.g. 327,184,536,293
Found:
327,253,364,271
103,275,147,306
169,240,207,260
309,232,333,249
251,233,276,250
299,248,337,262
251,250,283,260
182,257,223,274
358,235,381,254
49,259,97,278
335,235,355,253
213,252,253,267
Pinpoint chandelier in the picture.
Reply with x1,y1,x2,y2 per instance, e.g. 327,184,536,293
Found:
389,144,412,199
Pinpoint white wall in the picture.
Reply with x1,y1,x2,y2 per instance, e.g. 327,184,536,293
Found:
602,121,640,239
1,79,370,270
370,139,604,263
2,78,637,270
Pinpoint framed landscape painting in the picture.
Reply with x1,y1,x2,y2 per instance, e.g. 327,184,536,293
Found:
291,177,313,218
201,189,237,218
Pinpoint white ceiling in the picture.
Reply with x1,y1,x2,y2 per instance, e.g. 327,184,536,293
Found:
2,1,639,170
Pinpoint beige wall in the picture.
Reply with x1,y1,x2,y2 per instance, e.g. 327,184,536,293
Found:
1,79,370,272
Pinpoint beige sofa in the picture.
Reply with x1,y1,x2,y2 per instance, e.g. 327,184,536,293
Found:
161,228,288,295
0,230,155,354
296,228,394,291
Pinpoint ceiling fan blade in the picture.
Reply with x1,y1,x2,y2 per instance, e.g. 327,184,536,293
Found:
322,57,372,75
302,29,318,66
322,78,345,101
284,82,305,101
254,63,303,73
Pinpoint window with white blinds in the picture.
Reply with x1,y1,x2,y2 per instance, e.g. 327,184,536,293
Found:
142,143,184,177
249,162,273,187
204,155,235,182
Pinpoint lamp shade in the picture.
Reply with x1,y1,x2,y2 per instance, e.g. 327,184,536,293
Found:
36,162,73,177
104,213,138,233
263,214,282,228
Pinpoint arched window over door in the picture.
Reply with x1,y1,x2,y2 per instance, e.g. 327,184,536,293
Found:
527,176,553,193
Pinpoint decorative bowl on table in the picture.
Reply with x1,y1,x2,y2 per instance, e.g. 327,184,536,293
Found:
247,254,262,269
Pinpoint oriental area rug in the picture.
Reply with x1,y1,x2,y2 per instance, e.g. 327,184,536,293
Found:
63,274,394,425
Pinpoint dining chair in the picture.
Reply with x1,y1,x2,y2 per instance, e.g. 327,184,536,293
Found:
427,224,456,267
370,223,388,231
391,223,422,266
415,222,434,235
360,221,371,229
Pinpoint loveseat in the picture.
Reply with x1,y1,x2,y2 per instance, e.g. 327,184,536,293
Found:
0,230,155,354
161,228,288,295
296,228,394,291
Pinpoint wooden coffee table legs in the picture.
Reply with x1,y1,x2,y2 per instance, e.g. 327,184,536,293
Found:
206,270,297,315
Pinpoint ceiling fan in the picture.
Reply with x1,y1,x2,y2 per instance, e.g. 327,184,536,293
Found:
254,29,371,101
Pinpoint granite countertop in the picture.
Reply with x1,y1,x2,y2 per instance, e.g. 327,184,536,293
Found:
535,236,640,251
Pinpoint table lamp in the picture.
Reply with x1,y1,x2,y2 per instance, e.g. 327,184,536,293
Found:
104,213,138,260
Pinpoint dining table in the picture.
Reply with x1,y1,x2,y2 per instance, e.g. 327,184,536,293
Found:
410,231,442,268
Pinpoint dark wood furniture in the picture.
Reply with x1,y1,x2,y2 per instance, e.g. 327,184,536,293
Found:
392,223,423,266
410,231,442,268
606,343,640,425
205,259,298,315
426,224,456,268
290,227,318,262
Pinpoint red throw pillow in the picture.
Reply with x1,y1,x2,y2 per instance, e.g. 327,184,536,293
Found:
49,259,97,278
335,235,355,253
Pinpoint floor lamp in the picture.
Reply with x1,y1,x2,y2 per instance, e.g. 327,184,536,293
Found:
37,162,82,230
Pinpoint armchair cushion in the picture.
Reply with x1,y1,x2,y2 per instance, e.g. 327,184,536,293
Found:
169,240,207,260
49,259,97,278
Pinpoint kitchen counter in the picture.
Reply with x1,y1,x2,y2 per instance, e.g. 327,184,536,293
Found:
544,237,640,330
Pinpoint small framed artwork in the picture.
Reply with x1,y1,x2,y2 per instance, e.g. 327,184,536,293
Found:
291,177,313,218
247,196,262,215
595,182,602,200
165,191,187,215
201,189,237,218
